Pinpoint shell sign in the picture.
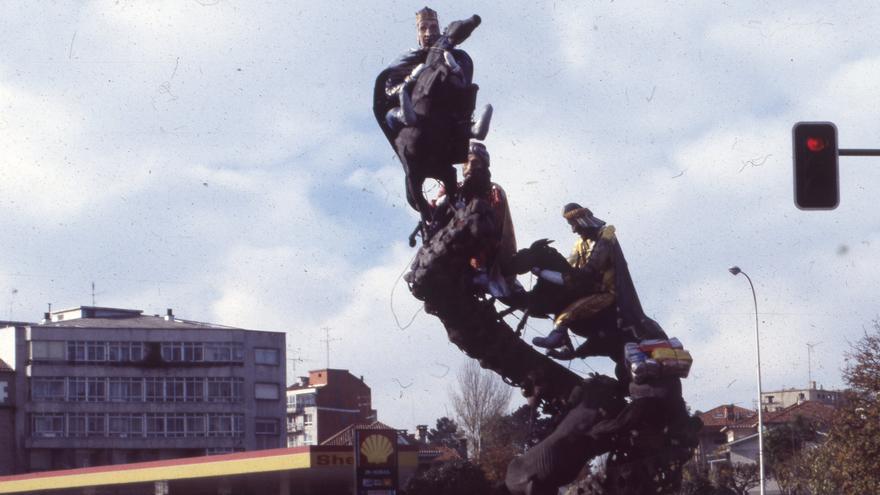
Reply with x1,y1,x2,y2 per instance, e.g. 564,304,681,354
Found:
354,429,398,495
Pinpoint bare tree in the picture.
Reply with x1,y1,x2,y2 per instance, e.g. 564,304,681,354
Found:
449,360,512,461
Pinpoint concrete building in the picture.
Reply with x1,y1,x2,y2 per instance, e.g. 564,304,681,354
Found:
0,358,16,474
286,369,376,447
761,382,842,412
0,306,286,473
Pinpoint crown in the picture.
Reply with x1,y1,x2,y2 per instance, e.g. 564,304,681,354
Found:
416,6,438,24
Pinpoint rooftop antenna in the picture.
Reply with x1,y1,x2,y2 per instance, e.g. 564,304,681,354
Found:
91,282,96,306
286,345,305,382
806,341,822,387
320,327,341,370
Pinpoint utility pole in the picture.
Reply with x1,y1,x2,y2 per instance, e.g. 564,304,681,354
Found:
806,341,822,387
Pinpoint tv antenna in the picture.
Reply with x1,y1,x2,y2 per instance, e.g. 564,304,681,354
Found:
806,341,822,387
286,345,306,383
321,327,341,370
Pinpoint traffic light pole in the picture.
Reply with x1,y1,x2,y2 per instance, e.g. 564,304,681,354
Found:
839,148,880,156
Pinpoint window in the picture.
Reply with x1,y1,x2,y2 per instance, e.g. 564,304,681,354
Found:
86,342,106,362
87,414,105,437
186,414,205,437
254,348,280,365
86,377,106,402
31,378,66,401
30,341,65,361
146,414,165,437
145,378,164,402
109,414,143,437
255,418,279,435
303,413,314,426
32,413,64,438
68,413,87,437
207,377,242,402
166,378,185,402
205,343,244,363
67,342,86,361
255,383,279,400
166,414,186,438
766,395,774,403
161,342,183,362
107,342,143,362
68,377,87,401
208,414,244,437
109,378,143,402
303,431,314,445
183,342,203,362
185,377,204,402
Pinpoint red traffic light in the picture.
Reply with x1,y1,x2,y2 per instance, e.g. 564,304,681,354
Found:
806,137,826,152
792,122,839,210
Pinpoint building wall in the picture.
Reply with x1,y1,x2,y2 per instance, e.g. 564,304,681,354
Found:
287,370,376,447
18,322,286,472
0,368,15,474
762,386,841,411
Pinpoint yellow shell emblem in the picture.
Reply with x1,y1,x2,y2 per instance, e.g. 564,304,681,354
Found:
361,434,394,464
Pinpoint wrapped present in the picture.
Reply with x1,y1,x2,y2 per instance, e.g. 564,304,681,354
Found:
650,348,693,379
631,359,661,384
638,337,683,353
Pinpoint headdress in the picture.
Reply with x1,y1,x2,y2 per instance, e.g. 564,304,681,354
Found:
468,141,490,166
563,203,605,228
416,7,438,25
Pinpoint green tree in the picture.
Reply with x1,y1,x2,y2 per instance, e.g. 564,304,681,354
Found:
427,417,465,457
478,405,553,482
404,459,492,495
711,462,759,495
763,415,817,494
801,321,880,494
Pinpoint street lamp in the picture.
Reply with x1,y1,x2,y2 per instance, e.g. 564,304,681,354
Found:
728,265,765,495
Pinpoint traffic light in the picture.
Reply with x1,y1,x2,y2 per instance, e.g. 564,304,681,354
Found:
792,122,839,209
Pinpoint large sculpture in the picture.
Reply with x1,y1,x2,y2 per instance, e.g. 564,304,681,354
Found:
374,8,700,494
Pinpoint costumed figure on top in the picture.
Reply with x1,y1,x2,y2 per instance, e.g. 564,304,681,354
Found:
373,7,493,243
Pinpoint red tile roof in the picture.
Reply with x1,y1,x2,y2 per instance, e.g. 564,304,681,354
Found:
698,404,757,428
763,400,836,426
321,421,400,446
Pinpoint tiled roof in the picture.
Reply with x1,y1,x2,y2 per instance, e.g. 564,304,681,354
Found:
698,404,757,428
321,422,401,446
0,358,12,371
418,445,462,462
763,401,836,426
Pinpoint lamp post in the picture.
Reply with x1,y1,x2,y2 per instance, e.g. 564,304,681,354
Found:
728,265,765,495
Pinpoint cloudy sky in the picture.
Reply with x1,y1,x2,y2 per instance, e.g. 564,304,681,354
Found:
2,1,880,430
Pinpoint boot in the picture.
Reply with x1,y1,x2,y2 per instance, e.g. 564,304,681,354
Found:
532,327,568,349
471,104,493,140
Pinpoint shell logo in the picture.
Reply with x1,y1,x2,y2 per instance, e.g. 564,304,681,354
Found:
360,434,394,464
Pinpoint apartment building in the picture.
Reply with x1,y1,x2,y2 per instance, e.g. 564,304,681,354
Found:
761,382,843,412
0,306,286,472
286,369,376,447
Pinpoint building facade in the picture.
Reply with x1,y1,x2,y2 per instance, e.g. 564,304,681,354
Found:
286,369,376,447
0,358,16,474
0,306,286,473
761,382,842,412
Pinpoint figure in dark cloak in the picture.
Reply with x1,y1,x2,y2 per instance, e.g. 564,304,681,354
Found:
373,7,492,240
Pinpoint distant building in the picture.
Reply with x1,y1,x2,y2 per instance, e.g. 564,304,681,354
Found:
694,404,756,466
761,382,842,412
0,306,286,473
0,358,15,474
720,400,836,466
286,369,377,447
